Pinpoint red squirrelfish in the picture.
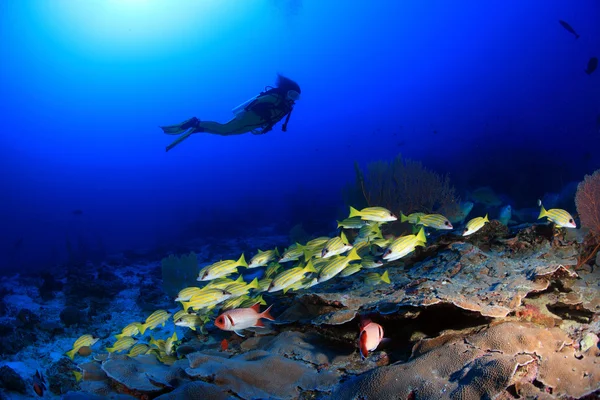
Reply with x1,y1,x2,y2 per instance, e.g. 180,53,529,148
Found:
215,303,275,337
359,319,384,359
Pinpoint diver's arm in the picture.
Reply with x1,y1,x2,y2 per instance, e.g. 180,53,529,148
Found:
281,107,293,132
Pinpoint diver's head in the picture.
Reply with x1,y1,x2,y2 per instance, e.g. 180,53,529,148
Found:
276,74,301,102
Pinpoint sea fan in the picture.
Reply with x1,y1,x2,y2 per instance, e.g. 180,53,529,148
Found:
575,169,600,237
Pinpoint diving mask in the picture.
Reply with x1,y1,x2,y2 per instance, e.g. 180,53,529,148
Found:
287,90,300,101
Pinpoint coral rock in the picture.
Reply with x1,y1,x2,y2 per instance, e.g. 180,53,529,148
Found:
186,350,338,399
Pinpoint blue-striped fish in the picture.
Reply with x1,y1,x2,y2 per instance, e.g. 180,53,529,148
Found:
337,217,369,229
127,343,150,358
115,322,142,340
463,214,489,236
175,287,206,302
364,270,391,285
181,289,232,312
268,261,317,293
224,277,259,298
361,255,384,269
139,310,171,335
382,227,426,261
349,206,397,222
198,254,247,281
165,332,178,356
318,248,361,283
248,248,280,268
354,222,383,244
279,244,304,263
65,335,98,360
174,313,209,331
240,294,267,308
106,337,137,353
321,231,353,258
415,214,453,230
400,212,425,224
256,278,273,293
537,200,576,228
339,263,362,277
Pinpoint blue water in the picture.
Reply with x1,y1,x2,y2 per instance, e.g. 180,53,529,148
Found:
1,0,599,272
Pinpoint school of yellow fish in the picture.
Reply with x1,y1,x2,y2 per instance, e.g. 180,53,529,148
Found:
65,202,577,363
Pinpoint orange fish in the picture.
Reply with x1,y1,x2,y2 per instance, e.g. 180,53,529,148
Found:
220,338,229,351
32,370,46,397
359,319,384,359
215,303,275,337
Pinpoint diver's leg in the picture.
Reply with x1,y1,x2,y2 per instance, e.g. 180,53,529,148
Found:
160,117,200,134
197,113,266,136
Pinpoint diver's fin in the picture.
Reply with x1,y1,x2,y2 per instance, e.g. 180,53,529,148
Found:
160,117,200,135
165,129,196,152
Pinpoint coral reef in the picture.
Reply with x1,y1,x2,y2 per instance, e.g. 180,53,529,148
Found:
0,223,598,399
344,154,458,215
332,322,600,399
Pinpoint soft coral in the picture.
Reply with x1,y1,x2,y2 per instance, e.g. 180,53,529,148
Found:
575,169,600,268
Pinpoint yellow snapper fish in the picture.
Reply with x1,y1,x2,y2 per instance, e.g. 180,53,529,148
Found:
353,241,372,257
337,217,369,229
321,231,353,258
364,270,391,285
181,288,232,311
174,287,206,302
289,276,319,291
339,263,363,278
127,343,150,358
65,334,99,360
265,262,282,278
139,310,172,335
224,277,259,297
149,336,166,351
256,278,273,293
106,336,137,353
303,236,331,258
354,222,384,244
361,255,384,269
115,322,142,340
537,200,576,228
370,237,394,253
268,260,317,293
72,371,83,383
172,309,191,322
240,294,267,308
154,351,178,365
349,206,398,222
221,295,249,311
400,212,426,224
415,214,453,230
463,214,490,236
174,313,209,331
382,227,427,262
248,248,280,269
204,276,237,290
279,244,304,263
318,248,361,283
164,332,178,355
198,254,247,281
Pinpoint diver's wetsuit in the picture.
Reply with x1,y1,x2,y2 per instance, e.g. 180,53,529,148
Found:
161,88,295,151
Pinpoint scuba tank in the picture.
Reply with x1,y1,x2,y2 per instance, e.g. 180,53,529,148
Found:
232,94,259,116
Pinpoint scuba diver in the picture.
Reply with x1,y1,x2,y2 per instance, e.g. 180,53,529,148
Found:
161,74,301,152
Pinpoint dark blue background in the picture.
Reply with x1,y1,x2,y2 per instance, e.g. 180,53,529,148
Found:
1,0,599,271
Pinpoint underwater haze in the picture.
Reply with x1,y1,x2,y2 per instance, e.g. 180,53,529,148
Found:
1,0,599,272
